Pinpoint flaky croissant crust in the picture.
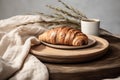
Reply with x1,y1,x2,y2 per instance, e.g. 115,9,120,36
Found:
39,26,88,46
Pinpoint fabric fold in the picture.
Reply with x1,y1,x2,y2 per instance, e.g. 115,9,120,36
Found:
0,15,49,80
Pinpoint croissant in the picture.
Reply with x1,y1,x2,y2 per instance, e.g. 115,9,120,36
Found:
38,26,88,46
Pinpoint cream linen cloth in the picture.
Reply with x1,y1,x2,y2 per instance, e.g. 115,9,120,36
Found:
0,15,49,80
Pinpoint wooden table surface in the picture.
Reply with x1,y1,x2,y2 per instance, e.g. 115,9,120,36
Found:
43,34,120,80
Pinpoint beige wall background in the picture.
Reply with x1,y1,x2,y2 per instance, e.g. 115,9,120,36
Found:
0,0,120,34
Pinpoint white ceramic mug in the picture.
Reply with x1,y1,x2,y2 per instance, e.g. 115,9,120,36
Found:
81,19,100,36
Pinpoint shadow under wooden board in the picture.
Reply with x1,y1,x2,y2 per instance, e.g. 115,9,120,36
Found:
30,35,109,63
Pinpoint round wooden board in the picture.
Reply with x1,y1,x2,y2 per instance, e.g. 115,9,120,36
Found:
30,35,109,63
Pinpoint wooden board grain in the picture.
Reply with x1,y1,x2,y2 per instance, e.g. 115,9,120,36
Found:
45,35,120,80
30,35,109,63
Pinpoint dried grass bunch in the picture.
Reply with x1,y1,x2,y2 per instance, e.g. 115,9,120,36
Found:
37,0,87,29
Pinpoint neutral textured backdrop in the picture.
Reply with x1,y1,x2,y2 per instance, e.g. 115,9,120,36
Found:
0,0,120,34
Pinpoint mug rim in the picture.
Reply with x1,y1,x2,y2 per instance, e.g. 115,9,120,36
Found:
81,18,100,22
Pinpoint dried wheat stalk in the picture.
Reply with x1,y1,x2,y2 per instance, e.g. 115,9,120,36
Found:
36,0,87,29
58,0,87,19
